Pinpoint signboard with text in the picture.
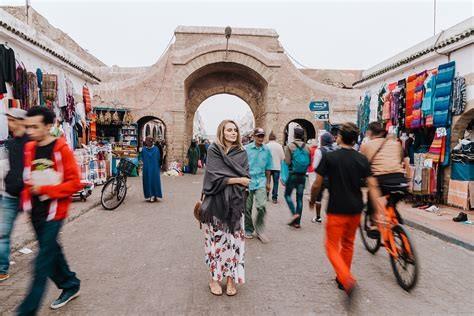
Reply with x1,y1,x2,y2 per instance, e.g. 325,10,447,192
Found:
309,101,329,121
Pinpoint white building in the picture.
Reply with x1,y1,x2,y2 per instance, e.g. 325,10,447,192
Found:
354,17,473,205
0,7,101,142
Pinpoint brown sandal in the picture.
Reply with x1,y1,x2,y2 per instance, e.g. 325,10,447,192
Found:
209,282,223,296
226,285,237,296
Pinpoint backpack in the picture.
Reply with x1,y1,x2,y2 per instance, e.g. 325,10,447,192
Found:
290,143,310,174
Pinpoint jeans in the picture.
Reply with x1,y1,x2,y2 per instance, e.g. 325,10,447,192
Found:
0,195,19,274
245,187,267,234
17,220,80,316
270,171,280,201
284,174,306,225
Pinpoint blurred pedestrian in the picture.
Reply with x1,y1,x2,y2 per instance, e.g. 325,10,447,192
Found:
18,106,83,314
0,108,28,282
200,120,250,296
142,137,163,202
311,132,336,223
266,131,285,204
187,140,200,175
309,122,370,296
245,128,272,243
284,127,310,228
198,140,207,168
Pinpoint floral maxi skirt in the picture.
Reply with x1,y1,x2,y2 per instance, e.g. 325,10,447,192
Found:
204,221,245,284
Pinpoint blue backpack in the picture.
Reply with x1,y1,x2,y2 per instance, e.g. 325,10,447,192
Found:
291,143,310,174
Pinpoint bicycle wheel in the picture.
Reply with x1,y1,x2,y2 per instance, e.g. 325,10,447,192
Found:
359,207,381,254
101,176,127,210
389,225,419,291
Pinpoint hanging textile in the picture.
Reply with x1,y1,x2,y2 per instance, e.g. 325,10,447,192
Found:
0,44,16,97
42,74,58,108
382,91,392,121
411,71,427,129
26,72,38,108
377,85,386,122
397,79,406,128
36,68,45,106
433,61,455,128
413,153,424,192
0,44,16,83
357,92,371,135
64,76,75,123
427,127,447,163
421,72,436,127
89,112,97,141
13,65,28,109
83,85,92,114
405,74,417,129
451,76,467,116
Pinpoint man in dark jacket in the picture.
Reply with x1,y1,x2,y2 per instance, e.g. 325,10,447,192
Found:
0,108,28,282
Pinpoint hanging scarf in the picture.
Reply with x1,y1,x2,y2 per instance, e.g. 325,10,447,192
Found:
36,68,45,106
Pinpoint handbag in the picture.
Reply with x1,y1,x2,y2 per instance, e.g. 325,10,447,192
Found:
193,193,205,229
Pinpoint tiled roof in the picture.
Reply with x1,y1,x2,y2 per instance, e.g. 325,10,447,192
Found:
0,16,101,82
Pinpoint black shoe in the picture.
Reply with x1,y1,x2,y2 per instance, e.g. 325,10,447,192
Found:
453,212,468,222
50,287,80,310
335,278,344,291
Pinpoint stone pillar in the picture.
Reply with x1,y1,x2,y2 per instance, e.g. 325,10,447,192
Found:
167,110,186,163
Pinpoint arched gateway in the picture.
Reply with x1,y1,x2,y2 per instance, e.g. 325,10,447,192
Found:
93,26,361,162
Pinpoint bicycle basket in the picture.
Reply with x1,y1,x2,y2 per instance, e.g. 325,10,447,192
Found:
117,158,137,176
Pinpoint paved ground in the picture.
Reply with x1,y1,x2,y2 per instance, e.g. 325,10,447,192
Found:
1,173,473,315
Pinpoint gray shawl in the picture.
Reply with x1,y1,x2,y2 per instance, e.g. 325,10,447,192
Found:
200,143,249,232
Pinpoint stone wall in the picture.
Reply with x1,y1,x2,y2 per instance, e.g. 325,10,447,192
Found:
94,26,362,162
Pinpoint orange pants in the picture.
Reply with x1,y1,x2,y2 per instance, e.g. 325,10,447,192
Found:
325,213,361,291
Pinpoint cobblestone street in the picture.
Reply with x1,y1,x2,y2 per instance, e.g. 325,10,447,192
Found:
1,173,473,315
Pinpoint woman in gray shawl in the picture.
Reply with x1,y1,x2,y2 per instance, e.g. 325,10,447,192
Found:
200,119,250,296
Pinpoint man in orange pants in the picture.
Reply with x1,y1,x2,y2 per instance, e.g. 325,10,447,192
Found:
310,123,370,296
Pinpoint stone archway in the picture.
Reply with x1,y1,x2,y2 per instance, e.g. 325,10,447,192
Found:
184,61,268,147
137,116,167,145
452,108,474,146
283,119,317,144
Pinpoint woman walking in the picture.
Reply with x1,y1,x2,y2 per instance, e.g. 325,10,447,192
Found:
141,137,163,202
187,140,200,175
199,120,250,296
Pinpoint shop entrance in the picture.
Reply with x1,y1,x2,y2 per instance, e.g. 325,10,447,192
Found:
284,119,316,145
137,116,166,146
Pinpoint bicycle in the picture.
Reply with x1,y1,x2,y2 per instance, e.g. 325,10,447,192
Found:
101,158,137,210
359,183,419,291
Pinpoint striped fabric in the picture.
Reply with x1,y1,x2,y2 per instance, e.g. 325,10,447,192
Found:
83,85,92,114
405,74,417,129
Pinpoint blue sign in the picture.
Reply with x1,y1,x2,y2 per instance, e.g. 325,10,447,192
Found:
309,101,329,121
309,101,329,112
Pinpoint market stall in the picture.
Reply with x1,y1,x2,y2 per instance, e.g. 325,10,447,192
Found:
94,107,138,176
357,61,470,208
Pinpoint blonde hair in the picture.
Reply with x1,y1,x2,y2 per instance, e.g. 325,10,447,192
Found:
215,119,244,152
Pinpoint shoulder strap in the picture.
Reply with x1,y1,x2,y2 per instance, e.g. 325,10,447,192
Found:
369,138,388,165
